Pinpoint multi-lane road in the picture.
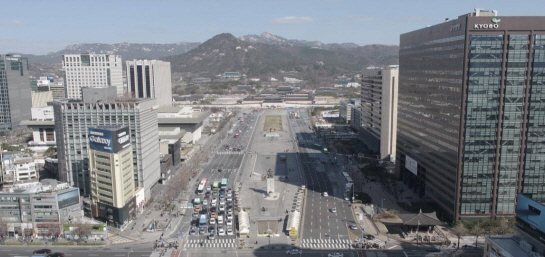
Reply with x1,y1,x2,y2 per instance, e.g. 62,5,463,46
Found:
288,109,361,246
175,110,262,250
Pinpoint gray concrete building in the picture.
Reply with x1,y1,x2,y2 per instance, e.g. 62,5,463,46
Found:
360,65,399,162
0,179,82,237
0,54,32,133
340,99,360,124
126,60,172,107
52,87,160,200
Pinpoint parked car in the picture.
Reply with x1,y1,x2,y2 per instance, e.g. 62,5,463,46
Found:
349,224,358,230
327,253,343,257
323,192,328,197
227,228,234,236
226,219,233,226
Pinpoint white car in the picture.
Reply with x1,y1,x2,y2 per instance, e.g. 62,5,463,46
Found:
227,192,232,198
286,249,303,255
219,205,225,211
227,197,233,202
328,253,343,257
323,192,328,197
209,218,216,225
227,213,233,220
226,219,233,226
227,210,233,215
203,200,208,206
220,200,226,206
218,226,226,236
211,197,218,204
330,207,337,213
207,186,212,191
226,228,234,236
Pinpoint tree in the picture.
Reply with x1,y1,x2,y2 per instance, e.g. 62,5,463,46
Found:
0,219,8,239
73,223,92,242
451,222,467,249
469,223,483,248
43,147,57,157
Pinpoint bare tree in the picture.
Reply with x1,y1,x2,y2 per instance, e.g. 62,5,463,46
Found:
73,223,93,242
469,223,482,248
451,222,467,249
0,218,8,240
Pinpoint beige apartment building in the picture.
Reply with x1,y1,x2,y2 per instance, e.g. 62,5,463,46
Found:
360,65,399,162
88,125,135,227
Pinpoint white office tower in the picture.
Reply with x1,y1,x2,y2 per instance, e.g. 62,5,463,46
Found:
126,60,172,107
62,54,123,99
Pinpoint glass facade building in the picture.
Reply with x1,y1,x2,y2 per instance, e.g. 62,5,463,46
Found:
398,10,545,220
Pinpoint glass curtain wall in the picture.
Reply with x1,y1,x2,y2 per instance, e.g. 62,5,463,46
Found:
496,35,529,215
461,35,504,215
523,35,545,202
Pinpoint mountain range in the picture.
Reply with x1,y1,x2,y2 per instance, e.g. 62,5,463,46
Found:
22,32,399,80
165,33,398,79
25,42,200,64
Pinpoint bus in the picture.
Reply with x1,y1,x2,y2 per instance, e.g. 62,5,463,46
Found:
212,181,220,191
197,178,207,194
199,214,207,228
221,178,228,189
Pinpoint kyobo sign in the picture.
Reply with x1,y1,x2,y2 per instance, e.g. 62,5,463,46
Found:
88,126,131,153
474,18,501,29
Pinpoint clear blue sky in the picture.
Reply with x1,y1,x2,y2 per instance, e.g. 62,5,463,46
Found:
1,0,544,54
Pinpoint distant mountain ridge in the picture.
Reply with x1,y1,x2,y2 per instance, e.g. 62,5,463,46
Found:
24,42,200,64
165,33,399,79
239,32,360,50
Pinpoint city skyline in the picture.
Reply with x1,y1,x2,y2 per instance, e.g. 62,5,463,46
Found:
1,0,545,54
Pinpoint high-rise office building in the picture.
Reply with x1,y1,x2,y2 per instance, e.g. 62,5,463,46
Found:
0,54,32,133
361,65,399,162
88,125,135,227
62,54,123,99
397,9,545,220
53,87,160,201
126,60,172,107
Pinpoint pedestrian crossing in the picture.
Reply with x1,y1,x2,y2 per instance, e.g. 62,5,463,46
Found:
109,235,133,244
216,151,245,155
185,238,237,248
300,238,352,249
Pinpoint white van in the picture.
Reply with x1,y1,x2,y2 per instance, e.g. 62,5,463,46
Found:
217,215,224,224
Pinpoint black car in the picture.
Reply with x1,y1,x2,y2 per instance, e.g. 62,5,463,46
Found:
33,249,52,254
218,169,222,172
210,207,217,212
47,253,65,257
208,225,215,233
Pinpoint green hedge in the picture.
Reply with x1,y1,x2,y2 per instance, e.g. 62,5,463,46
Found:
354,192,372,204
1,242,24,245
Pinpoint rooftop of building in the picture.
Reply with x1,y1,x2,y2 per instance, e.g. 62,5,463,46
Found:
1,179,75,195
92,124,127,131
487,236,531,257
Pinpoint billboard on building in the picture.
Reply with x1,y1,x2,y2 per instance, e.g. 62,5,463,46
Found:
517,194,545,234
88,126,131,153
405,155,418,175
57,189,80,209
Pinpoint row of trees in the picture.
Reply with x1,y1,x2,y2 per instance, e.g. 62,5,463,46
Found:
451,219,515,248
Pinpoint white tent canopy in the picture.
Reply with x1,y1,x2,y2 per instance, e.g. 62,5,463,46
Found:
238,209,250,236
287,210,301,237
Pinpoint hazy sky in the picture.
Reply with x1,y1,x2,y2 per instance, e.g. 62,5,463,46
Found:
1,0,544,54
